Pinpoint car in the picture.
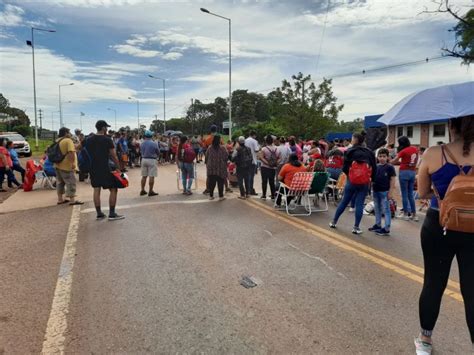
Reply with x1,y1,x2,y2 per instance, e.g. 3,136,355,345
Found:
0,132,32,157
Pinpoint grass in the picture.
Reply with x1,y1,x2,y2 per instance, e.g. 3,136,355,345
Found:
28,138,54,157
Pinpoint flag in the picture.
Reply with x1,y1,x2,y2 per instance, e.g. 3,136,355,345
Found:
80,112,85,116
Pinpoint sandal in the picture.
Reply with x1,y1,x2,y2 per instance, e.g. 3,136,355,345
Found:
69,201,84,205
57,200,70,205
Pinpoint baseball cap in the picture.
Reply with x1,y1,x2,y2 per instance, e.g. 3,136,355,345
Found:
95,120,111,131
144,130,153,138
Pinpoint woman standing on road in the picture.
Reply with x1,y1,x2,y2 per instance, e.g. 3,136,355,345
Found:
205,135,228,201
391,136,419,221
415,116,474,354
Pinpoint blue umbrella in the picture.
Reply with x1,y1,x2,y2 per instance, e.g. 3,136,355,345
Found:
378,81,474,125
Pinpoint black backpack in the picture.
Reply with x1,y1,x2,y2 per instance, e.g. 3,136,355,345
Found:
46,138,66,163
237,146,253,168
78,139,92,173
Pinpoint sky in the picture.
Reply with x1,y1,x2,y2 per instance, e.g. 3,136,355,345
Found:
0,0,472,134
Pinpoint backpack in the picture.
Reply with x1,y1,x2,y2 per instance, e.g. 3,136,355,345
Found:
183,147,196,163
46,138,66,163
78,139,92,173
237,146,253,168
348,161,372,185
265,147,278,168
434,145,474,234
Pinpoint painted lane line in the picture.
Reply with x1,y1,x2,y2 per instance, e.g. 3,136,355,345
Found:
80,198,216,214
42,205,81,354
246,198,461,292
245,199,463,302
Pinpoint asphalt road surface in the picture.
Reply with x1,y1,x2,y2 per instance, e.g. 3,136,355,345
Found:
1,163,472,354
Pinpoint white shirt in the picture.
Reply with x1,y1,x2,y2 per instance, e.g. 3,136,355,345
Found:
245,136,260,165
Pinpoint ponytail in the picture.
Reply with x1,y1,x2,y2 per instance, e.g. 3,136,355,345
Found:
451,115,474,156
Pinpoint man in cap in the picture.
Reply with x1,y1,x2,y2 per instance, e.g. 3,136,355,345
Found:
86,120,124,220
139,130,160,196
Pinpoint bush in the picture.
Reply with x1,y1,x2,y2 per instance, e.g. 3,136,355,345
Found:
12,125,31,137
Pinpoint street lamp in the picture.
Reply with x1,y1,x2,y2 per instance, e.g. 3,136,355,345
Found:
147,74,166,134
128,97,140,130
200,7,232,138
59,83,74,128
107,108,117,130
26,27,56,149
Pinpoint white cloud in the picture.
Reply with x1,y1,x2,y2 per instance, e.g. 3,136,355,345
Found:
112,44,162,58
162,52,183,60
0,4,24,27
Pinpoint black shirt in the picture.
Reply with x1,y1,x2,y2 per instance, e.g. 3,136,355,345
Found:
86,134,114,174
373,163,396,192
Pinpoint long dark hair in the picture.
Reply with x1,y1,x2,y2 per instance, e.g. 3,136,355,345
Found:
289,153,301,167
397,136,410,152
450,115,474,156
178,136,188,160
212,134,221,150
352,132,366,146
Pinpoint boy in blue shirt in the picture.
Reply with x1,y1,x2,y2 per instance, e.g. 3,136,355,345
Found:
6,141,24,187
369,148,396,236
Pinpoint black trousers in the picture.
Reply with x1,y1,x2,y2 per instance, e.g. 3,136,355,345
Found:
237,167,250,197
419,208,474,342
208,175,224,198
261,166,276,198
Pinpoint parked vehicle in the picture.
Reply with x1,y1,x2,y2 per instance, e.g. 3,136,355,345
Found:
0,132,32,157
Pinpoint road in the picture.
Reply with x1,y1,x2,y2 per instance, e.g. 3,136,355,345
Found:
0,163,471,354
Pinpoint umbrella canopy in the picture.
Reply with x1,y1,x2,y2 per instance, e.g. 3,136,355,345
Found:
378,81,474,125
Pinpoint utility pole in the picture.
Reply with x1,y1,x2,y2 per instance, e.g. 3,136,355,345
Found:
38,109,43,136
191,98,194,135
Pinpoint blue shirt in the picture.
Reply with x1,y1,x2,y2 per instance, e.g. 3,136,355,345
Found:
373,163,396,192
8,148,19,165
117,137,128,153
140,139,160,159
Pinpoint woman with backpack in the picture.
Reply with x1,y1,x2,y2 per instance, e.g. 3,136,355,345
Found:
414,116,474,355
232,136,253,199
391,136,419,221
329,132,377,235
176,135,196,195
259,135,280,200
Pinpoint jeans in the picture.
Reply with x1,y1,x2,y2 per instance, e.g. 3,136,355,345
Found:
373,190,391,230
0,167,19,188
179,162,194,192
208,175,224,198
237,167,250,197
327,167,342,181
399,169,416,214
332,181,369,227
261,166,276,198
419,209,474,343
12,163,25,183
248,164,257,192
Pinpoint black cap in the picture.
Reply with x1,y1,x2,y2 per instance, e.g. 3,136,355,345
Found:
95,120,111,131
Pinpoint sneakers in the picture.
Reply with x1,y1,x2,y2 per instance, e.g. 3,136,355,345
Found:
329,221,337,229
376,228,390,236
218,197,226,201
238,196,246,200
414,336,432,355
403,214,411,221
411,215,420,222
96,212,106,220
108,213,125,221
368,224,382,232
260,195,267,199
209,196,215,200
148,191,159,197
349,207,355,212
352,227,363,235
140,190,147,196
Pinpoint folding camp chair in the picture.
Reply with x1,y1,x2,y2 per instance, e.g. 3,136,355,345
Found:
273,172,314,216
35,169,56,189
327,173,346,206
306,172,330,212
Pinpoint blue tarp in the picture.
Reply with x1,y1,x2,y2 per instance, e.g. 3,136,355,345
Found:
326,132,353,142
364,114,385,129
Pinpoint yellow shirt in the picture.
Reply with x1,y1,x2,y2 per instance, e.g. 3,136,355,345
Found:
54,137,77,171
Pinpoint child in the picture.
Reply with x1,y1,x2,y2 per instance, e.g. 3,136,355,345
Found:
369,148,396,236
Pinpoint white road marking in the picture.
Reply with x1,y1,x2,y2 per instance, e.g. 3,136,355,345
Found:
287,242,347,279
42,205,81,354
80,198,215,214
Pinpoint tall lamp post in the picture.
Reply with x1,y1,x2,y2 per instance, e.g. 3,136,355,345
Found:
26,27,56,149
147,75,166,134
107,108,117,130
128,97,140,130
200,7,232,138
59,83,74,128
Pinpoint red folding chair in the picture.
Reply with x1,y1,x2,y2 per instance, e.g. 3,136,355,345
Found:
273,172,314,216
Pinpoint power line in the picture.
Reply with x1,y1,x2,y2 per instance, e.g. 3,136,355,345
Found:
314,0,331,76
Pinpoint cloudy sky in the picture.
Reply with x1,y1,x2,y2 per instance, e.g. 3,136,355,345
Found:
0,0,472,133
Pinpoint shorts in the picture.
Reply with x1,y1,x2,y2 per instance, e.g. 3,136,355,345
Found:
141,158,158,177
55,168,76,197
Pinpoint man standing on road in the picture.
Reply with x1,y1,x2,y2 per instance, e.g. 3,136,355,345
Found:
87,120,124,221
54,127,83,206
140,130,159,197
245,130,259,196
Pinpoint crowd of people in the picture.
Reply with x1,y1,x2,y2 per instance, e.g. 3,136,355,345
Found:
1,114,473,354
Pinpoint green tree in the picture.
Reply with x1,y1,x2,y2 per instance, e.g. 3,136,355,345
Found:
231,90,269,126
0,93,31,128
338,118,364,133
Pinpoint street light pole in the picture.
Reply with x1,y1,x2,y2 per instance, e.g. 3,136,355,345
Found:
147,75,166,134
200,8,232,138
107,108,117,130
59,83,74,128
128,97,140,130
27,27,55,149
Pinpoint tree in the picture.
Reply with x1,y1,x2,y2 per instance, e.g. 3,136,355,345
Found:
338,118,364,133
268,73,343,139
424,0,474,65
0,93,31,128
231,90,269,126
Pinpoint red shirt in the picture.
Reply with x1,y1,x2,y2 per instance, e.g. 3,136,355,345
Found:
325,155,343,169
0,146,12,168
397,146,418,170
